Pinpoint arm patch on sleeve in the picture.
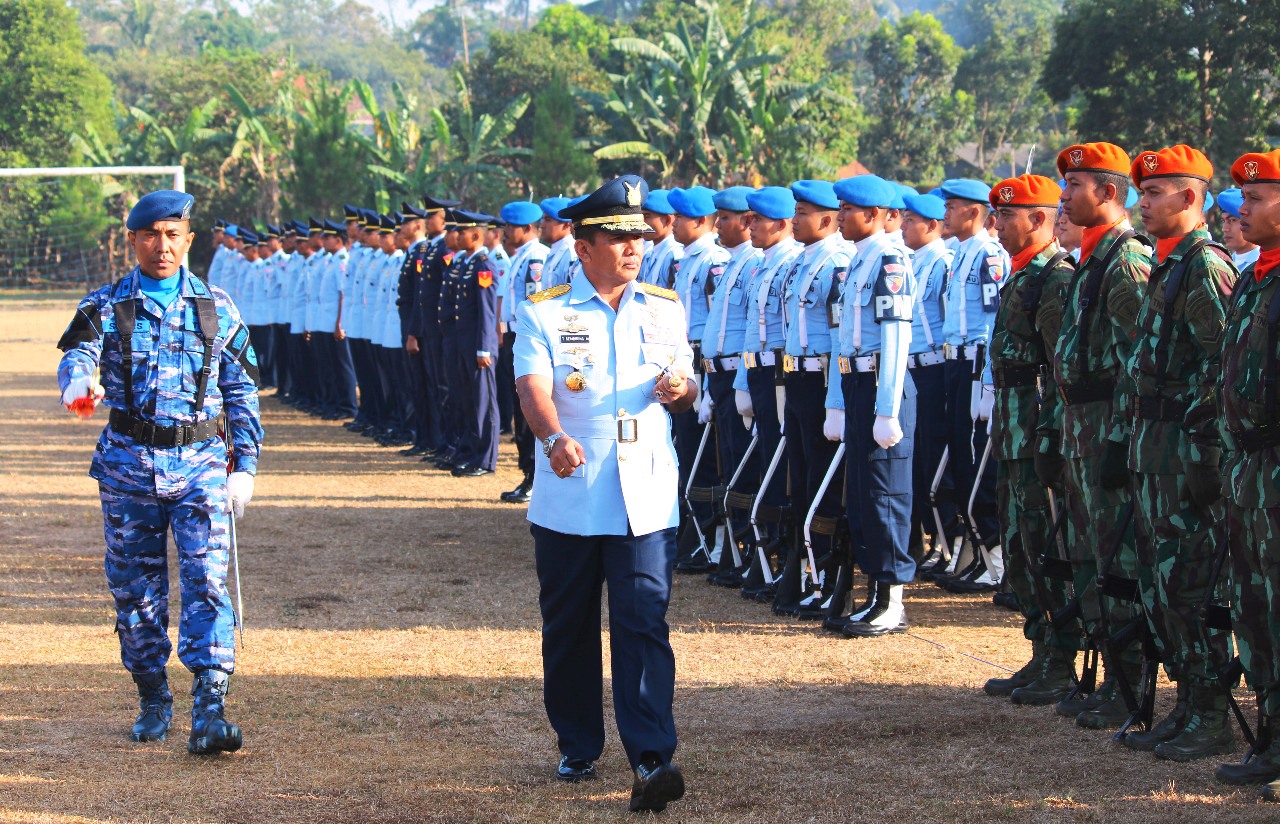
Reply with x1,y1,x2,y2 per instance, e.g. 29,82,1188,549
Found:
874,254,914,322
56,304,103,351
979,254,1003,311
225,323,261,386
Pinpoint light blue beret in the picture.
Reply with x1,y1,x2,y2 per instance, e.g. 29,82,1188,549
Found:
1217,188,1244,218
939,178,991,205
540,197,573,222
642,189,675,215
833,175,896,208
745,187,796,220
501,201,543,226
903,193,946,221
713,186,756,212
790,180,840,210
668,186,718,218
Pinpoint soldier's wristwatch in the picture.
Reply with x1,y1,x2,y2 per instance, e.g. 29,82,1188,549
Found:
542,432,568,457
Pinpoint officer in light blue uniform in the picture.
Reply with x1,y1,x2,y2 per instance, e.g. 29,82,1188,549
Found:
513,174,693,812
1217,187,1260,269
639,189,683,288
825,175,916,637
774,179,852,615
342,211,376,432
540,197,578,289
315,220,357,419
899,192,956,568
701,186,762,584
497,200,551,502
56,190,262,755
939,179,1008,567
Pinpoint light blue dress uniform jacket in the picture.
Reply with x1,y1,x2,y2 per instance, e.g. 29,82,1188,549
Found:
733,239,802,392
315,247,349,332
246,258,270,327
825,231,914,416
672,232,731,343
514,276,695,537
639,234,684,288
303,252,326,333
207,244,228,289
378,250,406,349
363,250,387,345
344,245,369,340
700,241,760,360
489,243,511,282
543,236,578,289
265,250,290,325
941,230,1008,346
500,239,551,324
220,255,243,308
783,232,853,357
907,238,953,355
287,253,310,334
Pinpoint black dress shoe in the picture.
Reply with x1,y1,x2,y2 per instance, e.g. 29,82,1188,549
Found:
629,758,685,813
418,449,441,461
557,756,597,782
400,446,425,457
452,465,493,477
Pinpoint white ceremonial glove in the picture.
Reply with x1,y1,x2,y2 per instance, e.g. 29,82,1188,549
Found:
735,389,754,418
823,408,845,442
977,385,995,421
61,374,93,407
969,380,983,421
227,472,255,519
697,391,714,425
873,415,904,450
776,386,787,427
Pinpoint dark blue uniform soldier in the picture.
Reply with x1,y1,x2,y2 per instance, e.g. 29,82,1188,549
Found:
56,191,263,755
444,210,500,476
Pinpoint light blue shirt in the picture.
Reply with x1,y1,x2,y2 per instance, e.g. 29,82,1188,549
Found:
907,238,952,354
1234,246,1260,270
344,245,370,339
673,232,731,342
639,233,684,287
941,230,1008,346
543,236,578,289
733,238,802,391
783,232,852,357
514,276,695,537
700,240,759,359
500,238,550,323
377,250,406,348
315,247,349,331
303,252,327,333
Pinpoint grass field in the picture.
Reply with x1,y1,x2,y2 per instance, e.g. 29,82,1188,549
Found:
0,298,1273,822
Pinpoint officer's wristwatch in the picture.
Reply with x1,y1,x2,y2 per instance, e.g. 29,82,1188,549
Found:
542,432,568,457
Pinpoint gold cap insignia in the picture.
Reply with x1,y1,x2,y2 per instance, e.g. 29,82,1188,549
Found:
998,186,1014,204
1069,149,1083,167
1245,160,1260,181
1143,154,1159,174
623,180,642,208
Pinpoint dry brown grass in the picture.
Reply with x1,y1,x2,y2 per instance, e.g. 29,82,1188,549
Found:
0,299,1273,822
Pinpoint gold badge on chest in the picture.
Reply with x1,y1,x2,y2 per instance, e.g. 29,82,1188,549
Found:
559,313,588,333
565,371,588,392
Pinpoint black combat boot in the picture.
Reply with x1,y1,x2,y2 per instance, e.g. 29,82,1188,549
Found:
130,670,173,742
1153,685,1237,762
188,670,243,755
1010,648,1077,706
1217,699,1280,785
1076,654,1141,730
1123,680,1190,751
500,471,533,503
984,642,1045,697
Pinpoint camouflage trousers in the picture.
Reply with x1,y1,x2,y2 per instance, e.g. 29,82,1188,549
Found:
998,458,1079,651
1228,502,1280,715
1063,452,1140,664
99,473,236,676
1133,472,1232,685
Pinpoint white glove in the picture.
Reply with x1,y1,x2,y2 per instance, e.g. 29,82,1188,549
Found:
823,408,845,442
697,391,713,425
977,385,995,421
873,415,903,449
61,374,93,407
735,389,754,418
969,381,983,420
776,386,787,427
227,472,255,519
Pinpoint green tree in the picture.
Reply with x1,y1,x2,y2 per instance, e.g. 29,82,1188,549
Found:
532,4,614,61
287,78,367,219
527,76,599,199
433,70,531,204
1043,0,1280,170
859,12,971,185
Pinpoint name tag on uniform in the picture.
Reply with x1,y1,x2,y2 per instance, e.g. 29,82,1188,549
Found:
560,333,590,343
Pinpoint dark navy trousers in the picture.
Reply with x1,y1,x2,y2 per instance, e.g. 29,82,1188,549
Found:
909,362,953,547
706,370,757,490
745,364,786,507
943,359,998,547
783,371,843,559
532,524,678,770
842,370,917,585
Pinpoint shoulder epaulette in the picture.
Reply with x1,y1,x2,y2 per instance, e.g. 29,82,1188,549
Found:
639,283,679,301
529,284,571,303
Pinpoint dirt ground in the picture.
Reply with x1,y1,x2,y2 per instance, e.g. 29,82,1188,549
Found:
0,298,1273,823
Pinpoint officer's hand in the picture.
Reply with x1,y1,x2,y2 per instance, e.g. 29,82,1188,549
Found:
227,472,255,519
61,375,94,408
334,324,346,341
304,331,311,342
776,386,787,428
477,355,492,369
1186,461,1224,509
406,335,420,355
873,415,903,449
823,408,844,442
977,385,995,421
735,389,754,418
1099,440,1130,490
550,436,585,478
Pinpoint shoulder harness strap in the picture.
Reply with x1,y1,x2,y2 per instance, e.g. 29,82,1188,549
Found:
1075,229,1139,378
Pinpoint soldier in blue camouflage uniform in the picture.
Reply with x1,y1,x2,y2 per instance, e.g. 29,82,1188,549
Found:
56,191,263,755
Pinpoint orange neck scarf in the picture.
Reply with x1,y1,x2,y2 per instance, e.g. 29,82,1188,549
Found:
1256,248,1280,282
1156,223,1206,265
1079,218,1123,264
1011,240,1054,275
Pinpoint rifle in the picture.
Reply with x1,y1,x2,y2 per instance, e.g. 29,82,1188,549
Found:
1199,513,1259,756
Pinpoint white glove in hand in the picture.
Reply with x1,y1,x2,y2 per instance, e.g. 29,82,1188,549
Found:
227,472,255,519
697,391,714,425
61,374,92,407
977,385,995,422
776,386,787,427
735,389,754,418
823,408,845,442
873,415,903,450
969,381,983,421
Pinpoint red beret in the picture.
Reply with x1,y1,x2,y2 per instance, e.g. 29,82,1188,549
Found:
989,174,1062,209
1057,142,1132,177
1131,144,1214,187
1231,149,1280,186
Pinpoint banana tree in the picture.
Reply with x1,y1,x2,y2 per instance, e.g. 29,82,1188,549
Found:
431,70,531,202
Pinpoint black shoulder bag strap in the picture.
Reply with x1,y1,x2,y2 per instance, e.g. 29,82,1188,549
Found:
190,280,220,417
1265,280,1280,422
112,296,137,414
1021,250,1075,314
1148,239,1210,396
1075,229,1138,377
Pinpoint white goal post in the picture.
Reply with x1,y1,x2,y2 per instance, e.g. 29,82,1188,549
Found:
0,165,185,192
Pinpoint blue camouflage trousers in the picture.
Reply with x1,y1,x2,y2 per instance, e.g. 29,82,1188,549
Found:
99,474,236,675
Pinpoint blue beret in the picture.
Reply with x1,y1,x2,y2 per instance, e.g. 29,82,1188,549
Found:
224,224,239,238
668,186,718,218
1203,191,1216,214
890,182,916,210
790,180,840,210
713,186,755,212
501,201,543,226
1217,188,1244,218
903,193,946,221
642,188,675,215
939,178,991,204
558,175,653,233
1127,187,1139,209
745,187,796,220
127,190,194,231
540,197,572,222
927,187,944,197
833,175,896,208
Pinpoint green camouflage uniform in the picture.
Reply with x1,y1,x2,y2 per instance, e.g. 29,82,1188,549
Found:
1214,261,1280,720
1049,221,1151,659
1119,226,1237,688
990,242,1078,651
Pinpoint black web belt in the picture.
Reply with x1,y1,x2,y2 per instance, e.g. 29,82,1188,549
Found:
992,364,1040,390
1058,380,1115,406
109,408,218,448
1131,395,1189,421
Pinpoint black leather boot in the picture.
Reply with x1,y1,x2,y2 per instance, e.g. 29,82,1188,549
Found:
130,670,173,742
188,670,243,755
500,471,533,503
1123,680,1190,751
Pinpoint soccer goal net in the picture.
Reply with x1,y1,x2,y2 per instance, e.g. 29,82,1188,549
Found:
0,166,184,291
